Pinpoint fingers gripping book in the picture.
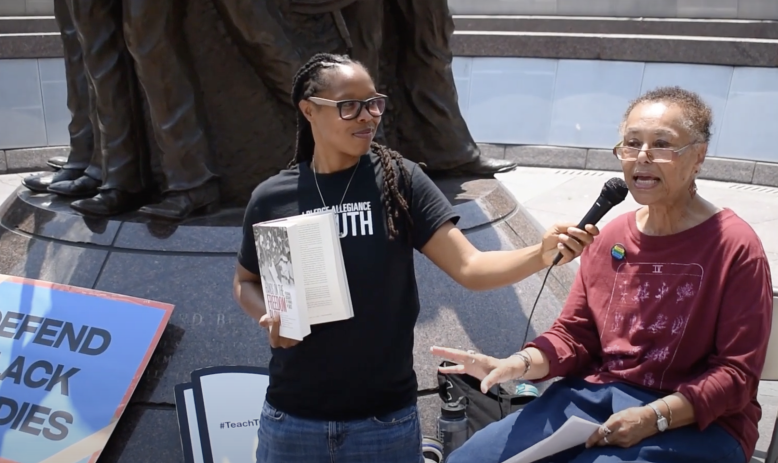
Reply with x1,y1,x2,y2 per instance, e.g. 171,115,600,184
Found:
253,210,354,340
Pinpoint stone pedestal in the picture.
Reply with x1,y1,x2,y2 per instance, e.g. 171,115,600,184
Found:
0,176,576,461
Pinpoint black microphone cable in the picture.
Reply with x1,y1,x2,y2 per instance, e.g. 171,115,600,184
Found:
520,264,554,348
518,177,629,348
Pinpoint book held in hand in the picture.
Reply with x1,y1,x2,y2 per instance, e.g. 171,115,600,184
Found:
253,210,353,340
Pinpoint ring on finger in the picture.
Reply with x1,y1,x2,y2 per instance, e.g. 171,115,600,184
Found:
603,436,609,445
467,349,476,364
599,425,612,435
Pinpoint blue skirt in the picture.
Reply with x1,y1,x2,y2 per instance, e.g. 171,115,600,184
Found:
445,377,745,463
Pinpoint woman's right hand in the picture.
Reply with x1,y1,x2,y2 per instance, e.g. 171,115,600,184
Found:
259,313,300,349
430,346,523,394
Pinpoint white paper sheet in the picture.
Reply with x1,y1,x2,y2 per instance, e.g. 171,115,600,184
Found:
500,416,601,463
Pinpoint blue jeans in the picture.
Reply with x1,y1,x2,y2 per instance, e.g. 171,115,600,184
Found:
446,377,745,463
256,401,424,463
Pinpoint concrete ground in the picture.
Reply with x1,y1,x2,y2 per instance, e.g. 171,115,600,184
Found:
496,166,778,462
0,173,28,202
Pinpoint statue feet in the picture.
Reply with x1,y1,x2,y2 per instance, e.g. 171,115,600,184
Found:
70,189,148,217
22,168,83,193
446,157,518,177
47,156,68,170
138,180,220,221
48,175,101,197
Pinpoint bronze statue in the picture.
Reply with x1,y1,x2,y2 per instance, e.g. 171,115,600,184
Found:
65,0,218,220
380,0,515,174
33,0,514,220
211,0,515,175
21,0,101,197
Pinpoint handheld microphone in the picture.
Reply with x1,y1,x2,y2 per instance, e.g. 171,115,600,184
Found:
520,177,630,349
551,177,629,266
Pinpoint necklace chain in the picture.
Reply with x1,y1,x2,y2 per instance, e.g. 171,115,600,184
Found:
312,156,360,208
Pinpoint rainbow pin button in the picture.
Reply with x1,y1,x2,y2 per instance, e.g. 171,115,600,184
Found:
611,243,626,260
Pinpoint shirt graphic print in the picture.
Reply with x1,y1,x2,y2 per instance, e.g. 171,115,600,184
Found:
304,201,375,238
598,262,703,390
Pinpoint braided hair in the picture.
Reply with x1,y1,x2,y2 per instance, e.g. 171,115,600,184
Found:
289,53,413,241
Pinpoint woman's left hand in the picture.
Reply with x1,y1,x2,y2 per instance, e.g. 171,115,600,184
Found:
541,223,600,266
585,406,658,449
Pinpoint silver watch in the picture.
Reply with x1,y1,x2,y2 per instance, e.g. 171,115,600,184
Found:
647,403,668,432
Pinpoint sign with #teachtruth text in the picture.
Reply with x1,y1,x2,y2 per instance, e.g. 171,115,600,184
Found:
0,274,174,463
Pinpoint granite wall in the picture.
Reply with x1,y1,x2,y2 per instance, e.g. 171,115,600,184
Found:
8,0,778,20
4,56,778,166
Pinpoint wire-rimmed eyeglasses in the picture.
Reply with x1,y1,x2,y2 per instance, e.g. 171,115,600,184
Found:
307,94,387,120
613,141,700,164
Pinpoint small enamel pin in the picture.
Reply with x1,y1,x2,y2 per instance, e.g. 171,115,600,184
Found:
611,243,626,260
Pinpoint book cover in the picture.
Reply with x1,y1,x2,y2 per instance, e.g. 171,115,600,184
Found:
253,225,307,339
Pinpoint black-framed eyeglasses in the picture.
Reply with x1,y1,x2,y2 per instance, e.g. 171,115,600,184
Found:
307,94,387,120
613,140,700,164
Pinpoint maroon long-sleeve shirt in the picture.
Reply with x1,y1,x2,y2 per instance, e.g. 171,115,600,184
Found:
528,208,773,461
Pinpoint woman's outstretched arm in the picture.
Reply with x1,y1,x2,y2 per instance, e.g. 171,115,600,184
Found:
420,221,598,291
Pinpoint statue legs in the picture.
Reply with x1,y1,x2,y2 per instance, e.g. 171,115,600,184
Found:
22,0,101,196
383,0,516,175
68,0,218,219
67,0,151,216
123,0,219,219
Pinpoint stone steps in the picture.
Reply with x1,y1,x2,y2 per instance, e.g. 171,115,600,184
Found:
0,16,57,34
453,15,778,38
0,16,60,59
0,32,61,59
451,30,778,68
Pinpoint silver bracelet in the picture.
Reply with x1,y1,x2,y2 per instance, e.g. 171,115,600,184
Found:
659,398,673,426
511,351,531,378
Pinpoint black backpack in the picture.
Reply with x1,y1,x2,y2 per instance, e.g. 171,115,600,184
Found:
436,361,537,436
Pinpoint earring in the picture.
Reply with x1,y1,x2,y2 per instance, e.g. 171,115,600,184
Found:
689,180,698,198
689,169,699,198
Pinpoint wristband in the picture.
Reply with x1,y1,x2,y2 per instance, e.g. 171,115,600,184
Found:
511,351,531,378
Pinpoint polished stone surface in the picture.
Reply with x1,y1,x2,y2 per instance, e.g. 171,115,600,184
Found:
0,224,109,288
96,253,269,404
112,211,245,253
1,189,122,245
102,408,183,463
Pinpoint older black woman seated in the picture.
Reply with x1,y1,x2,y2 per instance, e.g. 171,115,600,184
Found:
431,86,773,463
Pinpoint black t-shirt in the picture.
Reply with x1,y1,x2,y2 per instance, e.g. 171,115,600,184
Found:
237,150,459,421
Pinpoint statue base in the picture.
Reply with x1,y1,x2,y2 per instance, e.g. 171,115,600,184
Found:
0,177,575,461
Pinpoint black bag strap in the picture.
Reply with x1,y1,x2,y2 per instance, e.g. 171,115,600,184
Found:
437,361,536,420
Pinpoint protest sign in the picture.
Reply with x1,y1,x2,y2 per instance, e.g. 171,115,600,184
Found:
187,366,269,463
0,274,174,463
174,383,204,463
